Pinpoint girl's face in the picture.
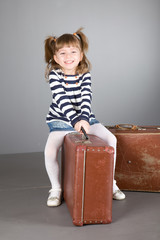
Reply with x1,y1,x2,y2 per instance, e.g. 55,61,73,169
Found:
54,45,83,75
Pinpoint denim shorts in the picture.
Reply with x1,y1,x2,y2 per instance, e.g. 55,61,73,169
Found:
47,119,99,132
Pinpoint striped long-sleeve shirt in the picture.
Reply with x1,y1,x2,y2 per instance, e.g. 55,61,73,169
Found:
46,69,95,127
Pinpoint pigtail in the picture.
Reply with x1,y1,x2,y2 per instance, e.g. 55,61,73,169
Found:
75,27,89,53
44,36,56,80
74,28,91,73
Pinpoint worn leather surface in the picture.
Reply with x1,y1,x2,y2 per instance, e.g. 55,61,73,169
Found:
62,133,114,226
108,126,160,192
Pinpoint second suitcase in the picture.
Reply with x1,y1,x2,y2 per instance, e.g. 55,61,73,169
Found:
107,124,160,192
62,132,114,226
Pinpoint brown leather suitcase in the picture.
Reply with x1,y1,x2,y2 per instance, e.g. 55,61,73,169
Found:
107,124,160,192
62,130,114,226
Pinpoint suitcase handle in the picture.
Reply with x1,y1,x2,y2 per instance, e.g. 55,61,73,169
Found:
115,124,138,130
107,124,160,131
81,127,89,140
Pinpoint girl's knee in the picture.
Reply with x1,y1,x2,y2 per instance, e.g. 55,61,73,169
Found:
105,131,117,148
110,133,117,148
112,134,117,145
44,146,54,160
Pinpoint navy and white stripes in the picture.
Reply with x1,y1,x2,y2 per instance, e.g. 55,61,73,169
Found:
46,69,95,126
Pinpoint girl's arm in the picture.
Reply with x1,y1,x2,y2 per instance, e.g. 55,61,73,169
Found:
49,72,80,127
74,72,92,133
80,72,92,123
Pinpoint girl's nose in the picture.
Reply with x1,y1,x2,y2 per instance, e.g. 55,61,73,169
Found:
66,53,72,59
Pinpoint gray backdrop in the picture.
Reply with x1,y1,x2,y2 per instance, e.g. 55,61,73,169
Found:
0,0,160,154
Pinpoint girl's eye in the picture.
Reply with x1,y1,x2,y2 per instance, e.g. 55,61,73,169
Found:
60,52,65,55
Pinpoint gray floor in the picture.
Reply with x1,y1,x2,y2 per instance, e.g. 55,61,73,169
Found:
0,152,160,240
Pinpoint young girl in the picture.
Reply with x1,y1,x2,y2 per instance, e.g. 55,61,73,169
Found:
44,28,125,207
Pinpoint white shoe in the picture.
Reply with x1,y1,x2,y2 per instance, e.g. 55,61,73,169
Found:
47,188,62,207
113,189,126,200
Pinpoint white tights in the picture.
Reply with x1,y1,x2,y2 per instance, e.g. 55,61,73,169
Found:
44,123,119,193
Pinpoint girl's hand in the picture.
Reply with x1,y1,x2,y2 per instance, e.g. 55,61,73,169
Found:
74,121,82,133
79,120,90,134
74,120,90,134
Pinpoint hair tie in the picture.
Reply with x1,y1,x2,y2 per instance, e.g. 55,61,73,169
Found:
73,32,81,41
49,58,53,64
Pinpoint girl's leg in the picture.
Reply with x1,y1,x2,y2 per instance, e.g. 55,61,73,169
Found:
89,123,125,199
44,131,72,190
89,123,117,177
44,130,73,206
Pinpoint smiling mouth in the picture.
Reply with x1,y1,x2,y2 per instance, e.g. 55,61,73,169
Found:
64,60,74,64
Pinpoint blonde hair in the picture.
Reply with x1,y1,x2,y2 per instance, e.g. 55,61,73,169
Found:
44,28,91,80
